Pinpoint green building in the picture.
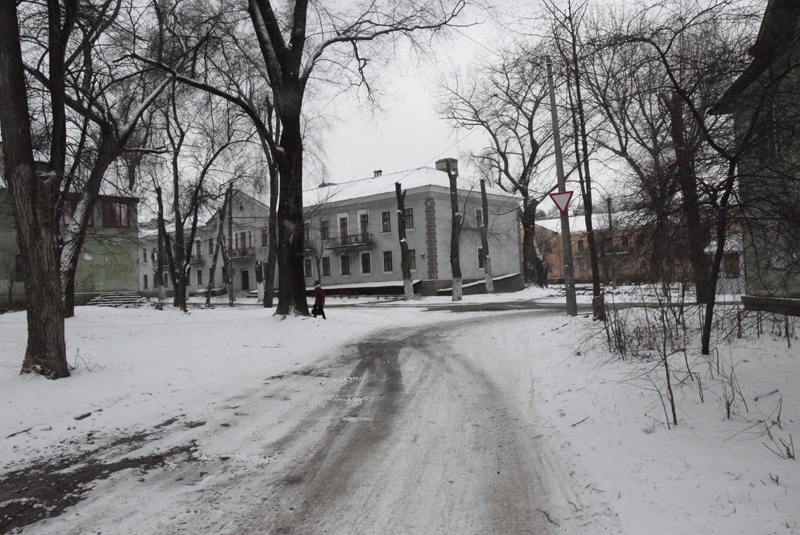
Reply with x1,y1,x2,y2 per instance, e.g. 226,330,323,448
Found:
0,188,140,307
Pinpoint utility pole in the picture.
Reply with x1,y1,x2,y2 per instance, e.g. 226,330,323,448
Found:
547,56,578,316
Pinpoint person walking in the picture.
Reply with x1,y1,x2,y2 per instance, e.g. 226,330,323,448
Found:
312,280,326,319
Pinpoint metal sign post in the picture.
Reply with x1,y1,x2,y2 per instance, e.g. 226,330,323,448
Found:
546,56,578,317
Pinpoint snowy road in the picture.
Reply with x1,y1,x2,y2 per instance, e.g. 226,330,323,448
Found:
9,310,591,535
250,314,567,534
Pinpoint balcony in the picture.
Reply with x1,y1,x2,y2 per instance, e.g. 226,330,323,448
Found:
231,246,254,259
328,232,375,250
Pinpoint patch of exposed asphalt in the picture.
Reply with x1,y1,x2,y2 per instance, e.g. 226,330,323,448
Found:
0,429,197,533
426,300,594,313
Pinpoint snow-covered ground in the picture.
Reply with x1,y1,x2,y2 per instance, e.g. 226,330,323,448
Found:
1,286,798,534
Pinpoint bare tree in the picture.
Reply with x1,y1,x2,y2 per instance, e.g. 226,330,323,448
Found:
439,45,554,287
153,86,248,312
0,0,75,378
135,0,470,315
546,0,605,319
581,26,682,287
602,0,764,353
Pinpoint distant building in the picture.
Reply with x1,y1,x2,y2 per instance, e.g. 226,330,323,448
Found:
536,209,742,291
138,190,270,298
714,0,800,315
0,188,140,307
303,159,523,295
536,210,644,285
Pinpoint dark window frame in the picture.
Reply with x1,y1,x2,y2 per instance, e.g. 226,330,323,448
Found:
383,250,393,272
361,252,372,274
381,211,391,233
102,201,130,228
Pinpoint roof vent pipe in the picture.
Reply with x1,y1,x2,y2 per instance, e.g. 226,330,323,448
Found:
374,170,382,177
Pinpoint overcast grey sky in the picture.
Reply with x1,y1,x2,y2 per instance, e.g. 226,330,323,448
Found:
319,7,505,186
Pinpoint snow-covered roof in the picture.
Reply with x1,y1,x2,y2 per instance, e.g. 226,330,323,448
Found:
537,210,637,234
304,167,516,206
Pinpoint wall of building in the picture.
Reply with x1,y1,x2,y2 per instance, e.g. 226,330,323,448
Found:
0,189,140,307
305,185,521,292
139,191,271,298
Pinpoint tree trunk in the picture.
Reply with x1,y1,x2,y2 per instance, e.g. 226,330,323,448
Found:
701,163,737,354
155,219,166,303
273,103,309,315
0,1,68,378
263,163,279,308
447,162,462,301
668,91,712,304
206,186,230,307
566,66,604,320
396,183,414,300
61,128,117,317
155,187,180,310
480,180,494,293
521,197,547,287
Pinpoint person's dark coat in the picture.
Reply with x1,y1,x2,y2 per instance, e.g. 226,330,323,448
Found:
312,282,326,319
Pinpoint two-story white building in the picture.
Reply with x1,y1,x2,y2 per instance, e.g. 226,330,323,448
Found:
302,159,522,295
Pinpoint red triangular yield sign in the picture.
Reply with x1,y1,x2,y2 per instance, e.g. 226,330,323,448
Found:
549,191,574,214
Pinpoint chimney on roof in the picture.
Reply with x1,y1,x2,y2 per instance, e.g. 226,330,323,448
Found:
373,170,382,177
435,158,458,176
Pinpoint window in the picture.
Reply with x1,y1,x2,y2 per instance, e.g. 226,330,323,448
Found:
577,239,584,252
723,252,740,279
403,208,414,229
381,211,391,233
241,270,250,291
151,248,157,262
322,257,331,277
142,248,148,264
234,231,250,252
361,252,371,274
102,201,129,228
63,200,94,227
320,220,329,240
196,269,203,287
383,251,393,272
261,228,269,247
407,248,416,271
143,274,148,290
359,213,369,241
476,208,483,229
621,234,629,248
305,257,313,279
14,255,25,280
478,247,485,269
208,238,214,254
195,240,202,258
340,254,351,275
339,216,349,243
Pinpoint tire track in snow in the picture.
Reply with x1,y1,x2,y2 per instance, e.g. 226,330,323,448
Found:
257,317,560,535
